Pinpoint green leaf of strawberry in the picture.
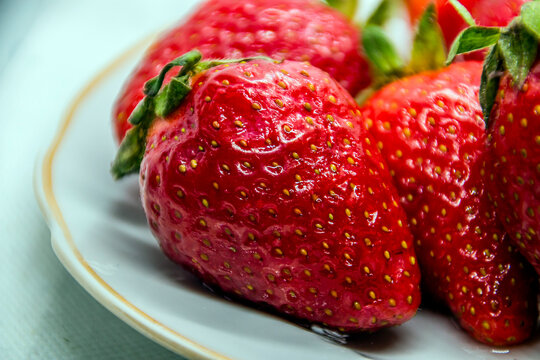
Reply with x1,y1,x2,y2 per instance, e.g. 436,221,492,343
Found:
154,76,192,118
112,51,202,179
362,25,404,77
447,0,476,27
409,3,446,73
522,1,540,37
111,51,272,179
479,45,504,124
365,0,394,27
143,51,200,97
324,0,357,19
498,23,538,88
362,3,448,81
111,125,149,180
358,3,448,102
446,27,501,65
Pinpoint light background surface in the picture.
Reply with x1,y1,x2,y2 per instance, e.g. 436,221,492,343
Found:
0,0,202,358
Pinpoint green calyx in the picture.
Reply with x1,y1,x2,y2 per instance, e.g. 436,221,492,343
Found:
324,0,358,20
358,0,408,83
357,3,446,103
409,3,446,74
365,0,397,27
447,0,540,124
111,50,273,179
447,0,476,27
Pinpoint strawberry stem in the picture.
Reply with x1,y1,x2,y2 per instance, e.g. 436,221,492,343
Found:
111,50,274,179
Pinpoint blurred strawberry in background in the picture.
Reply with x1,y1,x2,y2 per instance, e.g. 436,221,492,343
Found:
406,0,431,23
113,0,371,143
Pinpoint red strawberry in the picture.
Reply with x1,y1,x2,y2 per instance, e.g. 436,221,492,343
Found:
405,0,431,23
113,0,370,143
487,62,540,277
112,52,421,331
359,61,538,345
437,0,527,60
448,2,540,278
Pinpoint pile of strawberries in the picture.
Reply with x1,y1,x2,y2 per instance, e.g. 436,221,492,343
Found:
111,0,540,347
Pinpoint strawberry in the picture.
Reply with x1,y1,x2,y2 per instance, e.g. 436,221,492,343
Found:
360,6,538,345
437,0,528,60
360,61,538,345
113,0,370,143
487,64,540,276
449,1,540,276
112,51,421,331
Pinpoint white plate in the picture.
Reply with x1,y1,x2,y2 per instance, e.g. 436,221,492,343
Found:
34,28,540,360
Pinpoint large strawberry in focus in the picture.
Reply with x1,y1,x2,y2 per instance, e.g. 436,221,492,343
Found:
113,0,370,143
111,52,421,331
359,7,538,345
450,1,540,276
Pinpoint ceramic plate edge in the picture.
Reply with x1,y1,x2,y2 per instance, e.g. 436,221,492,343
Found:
32,37,235,360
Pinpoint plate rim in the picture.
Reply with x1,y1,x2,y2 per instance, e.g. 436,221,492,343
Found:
33,37,233,360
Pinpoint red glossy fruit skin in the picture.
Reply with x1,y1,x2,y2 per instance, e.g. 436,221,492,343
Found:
406,0,431,24
436,0,528,60
360,61,538,345
113,0,370,143
139,60,420,331
487,61,540,277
